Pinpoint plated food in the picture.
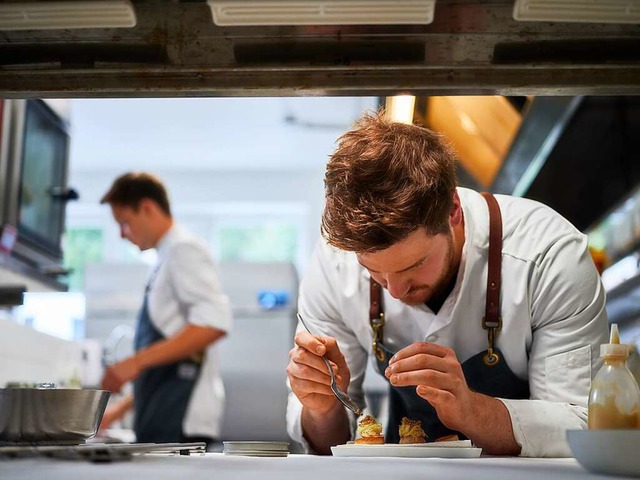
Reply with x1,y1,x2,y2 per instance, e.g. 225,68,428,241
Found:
354,415,384,444
398,417,427,444
340,417,478,457
354,415,462,446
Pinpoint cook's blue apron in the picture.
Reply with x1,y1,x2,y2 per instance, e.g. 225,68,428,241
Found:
369,192,530,443
133,281,202,444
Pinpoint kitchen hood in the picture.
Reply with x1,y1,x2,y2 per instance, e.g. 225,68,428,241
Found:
0,0,639,97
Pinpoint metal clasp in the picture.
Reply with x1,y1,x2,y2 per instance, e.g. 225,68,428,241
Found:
371,312,386,362
482,316,502,367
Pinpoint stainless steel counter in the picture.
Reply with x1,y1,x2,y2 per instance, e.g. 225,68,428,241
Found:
0,453,623,480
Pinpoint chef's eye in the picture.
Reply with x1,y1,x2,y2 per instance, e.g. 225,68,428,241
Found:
410,258,427,271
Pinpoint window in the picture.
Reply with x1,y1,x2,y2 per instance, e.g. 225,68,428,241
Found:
63,227,104,291
219,221,298,263
13,292,86,341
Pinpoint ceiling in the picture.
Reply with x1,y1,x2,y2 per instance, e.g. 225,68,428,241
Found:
1,0,639,98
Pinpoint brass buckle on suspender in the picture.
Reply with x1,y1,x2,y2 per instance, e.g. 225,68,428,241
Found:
482,315,502,366
371,312,386,362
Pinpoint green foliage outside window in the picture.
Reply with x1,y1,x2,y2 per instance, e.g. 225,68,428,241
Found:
63,228,104,291
219,222,297,262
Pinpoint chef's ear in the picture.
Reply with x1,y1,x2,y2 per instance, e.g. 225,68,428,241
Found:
139,197,159,216
449,191,462,227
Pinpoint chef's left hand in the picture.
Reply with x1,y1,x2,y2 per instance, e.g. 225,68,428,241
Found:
100,357,142,394
384,342,476,432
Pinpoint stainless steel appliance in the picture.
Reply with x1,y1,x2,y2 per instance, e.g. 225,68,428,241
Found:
0,99,76,288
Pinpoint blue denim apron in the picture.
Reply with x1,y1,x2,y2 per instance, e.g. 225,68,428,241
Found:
369,193,530,443
133,278,202,443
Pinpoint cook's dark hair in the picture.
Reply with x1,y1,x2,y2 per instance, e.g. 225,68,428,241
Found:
100,172,171,216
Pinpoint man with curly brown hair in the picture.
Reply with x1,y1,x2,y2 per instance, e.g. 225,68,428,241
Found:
286,111,608,457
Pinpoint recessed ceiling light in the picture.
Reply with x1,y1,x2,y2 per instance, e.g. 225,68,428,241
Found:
0,1,137,31
386,95,416,124
207,0,436,26
513,0,640,24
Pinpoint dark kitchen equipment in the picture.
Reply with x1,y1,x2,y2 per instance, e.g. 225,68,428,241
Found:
0,387,110,445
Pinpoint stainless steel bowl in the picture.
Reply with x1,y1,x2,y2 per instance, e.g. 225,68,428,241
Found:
0,388,110,444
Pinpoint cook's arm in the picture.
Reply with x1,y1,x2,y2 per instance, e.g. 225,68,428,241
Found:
287,240,368,453
102,324,226,394
101,242,231,393
501,232,608,457
134,324,225,369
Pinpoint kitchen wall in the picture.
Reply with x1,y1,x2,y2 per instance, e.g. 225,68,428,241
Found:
0,313,83,387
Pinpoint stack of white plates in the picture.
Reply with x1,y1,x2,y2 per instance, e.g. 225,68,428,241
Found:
223,441,290,457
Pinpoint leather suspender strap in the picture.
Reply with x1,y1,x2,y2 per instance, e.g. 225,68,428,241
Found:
370,277,382,323
369,278,386,362
480,192,503,366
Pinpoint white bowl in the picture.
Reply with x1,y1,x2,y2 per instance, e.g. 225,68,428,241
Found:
567,429,640,477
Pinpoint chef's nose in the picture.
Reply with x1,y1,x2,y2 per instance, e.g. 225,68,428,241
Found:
384,274,410,299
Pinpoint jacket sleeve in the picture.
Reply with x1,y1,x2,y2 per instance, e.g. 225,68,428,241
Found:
286,240,368,452
166,241,232,333
501,231,608,457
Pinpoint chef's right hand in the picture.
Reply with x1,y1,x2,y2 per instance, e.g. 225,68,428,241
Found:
287,331,351,414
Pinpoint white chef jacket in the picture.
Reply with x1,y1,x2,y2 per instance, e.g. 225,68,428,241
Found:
287,187,608,457
148,224,233,439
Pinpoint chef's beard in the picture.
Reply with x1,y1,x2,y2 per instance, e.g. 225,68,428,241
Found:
398,233,456,307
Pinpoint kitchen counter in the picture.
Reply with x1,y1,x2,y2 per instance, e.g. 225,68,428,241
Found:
0,453,629,480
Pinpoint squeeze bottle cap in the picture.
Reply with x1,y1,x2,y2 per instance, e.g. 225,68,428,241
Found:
600,323,629,358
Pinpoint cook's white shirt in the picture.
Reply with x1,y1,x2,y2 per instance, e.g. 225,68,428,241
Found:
148,225,232,439
287,188,608,457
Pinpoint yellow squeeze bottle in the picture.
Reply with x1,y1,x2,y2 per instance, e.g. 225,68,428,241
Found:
588,324,640,429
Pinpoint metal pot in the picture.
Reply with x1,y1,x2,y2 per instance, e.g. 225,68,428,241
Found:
0,387,110,444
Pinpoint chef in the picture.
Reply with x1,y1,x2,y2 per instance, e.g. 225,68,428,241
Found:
286,112,608,457
99,172,232,447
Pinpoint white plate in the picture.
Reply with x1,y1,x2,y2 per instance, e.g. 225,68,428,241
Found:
331,443,481,458
345,440,473,448
567,429,640,477
223,451,289,457
223,441,289,452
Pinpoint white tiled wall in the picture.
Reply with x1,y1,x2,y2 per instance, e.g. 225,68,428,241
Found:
0,315,83,387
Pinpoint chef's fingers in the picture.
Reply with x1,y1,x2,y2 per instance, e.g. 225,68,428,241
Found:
294,330,329,356
385,352,457,377
320,336,347,368
388,368,458,391
289,345,343,377
100,368,122,394
416,384,455,405
389,342,451,364
289,376,336,397
101,379,122,395
287,357,334,386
